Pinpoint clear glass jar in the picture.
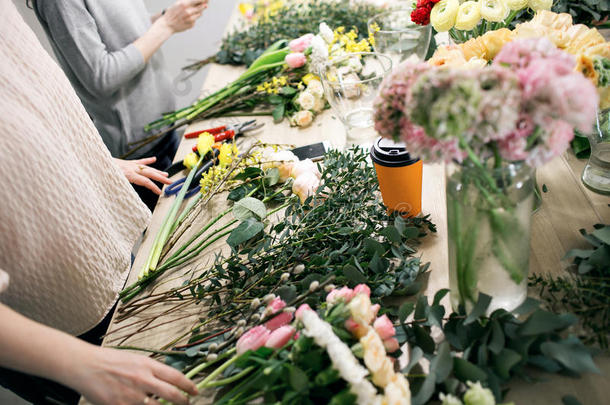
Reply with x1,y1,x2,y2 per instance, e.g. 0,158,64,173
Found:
446,161,534,313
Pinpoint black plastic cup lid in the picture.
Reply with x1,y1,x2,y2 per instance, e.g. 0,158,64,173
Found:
370,137,419,167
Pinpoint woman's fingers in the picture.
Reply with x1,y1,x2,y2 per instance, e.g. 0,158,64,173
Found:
152,362,198,396
145,379,190,405
134,175,163,195
134,156,157,166
140,167,172,185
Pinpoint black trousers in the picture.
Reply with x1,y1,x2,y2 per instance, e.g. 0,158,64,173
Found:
132,131,180,211
0,303,116,405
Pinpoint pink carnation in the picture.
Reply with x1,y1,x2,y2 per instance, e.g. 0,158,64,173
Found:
289,33,314,53
236,325,270,355
285,52,307,69
265,325,296,349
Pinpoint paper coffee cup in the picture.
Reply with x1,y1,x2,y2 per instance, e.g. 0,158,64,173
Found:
370,137,422,217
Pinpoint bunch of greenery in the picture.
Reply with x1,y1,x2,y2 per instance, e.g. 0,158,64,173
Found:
552,0,610,26
184,0,382,70
530,224,610,349
394,292,599,405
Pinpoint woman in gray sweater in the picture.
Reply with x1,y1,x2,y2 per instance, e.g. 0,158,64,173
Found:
33,0,208,209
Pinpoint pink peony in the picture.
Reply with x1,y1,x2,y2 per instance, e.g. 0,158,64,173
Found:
265,312,293,331
285,52,307,69
354,284,371,297
267,297,287,314
373,315,396,340
295,303,312,320
236,325,270,355
265,325,296,349
383,337,400,353
289,33,314,53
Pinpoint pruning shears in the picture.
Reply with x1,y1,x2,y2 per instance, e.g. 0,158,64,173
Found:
184,120,263,142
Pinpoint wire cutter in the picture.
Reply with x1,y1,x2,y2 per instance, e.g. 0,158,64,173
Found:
183,119,264,142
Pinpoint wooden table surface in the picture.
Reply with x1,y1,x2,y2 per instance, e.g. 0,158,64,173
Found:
98,6,610,404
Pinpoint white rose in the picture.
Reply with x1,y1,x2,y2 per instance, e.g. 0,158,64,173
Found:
292,172,320,202
297,91,316,110
505,0,528,10
306,79,324,99
384,377,411,405
371,357,394,387
349,294,375,327
290,158,321,179
313,97,326,113
319,22,334,44
292,110,314,127
268,150,298,182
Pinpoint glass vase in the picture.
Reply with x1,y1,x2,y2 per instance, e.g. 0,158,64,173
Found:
446,162,535,313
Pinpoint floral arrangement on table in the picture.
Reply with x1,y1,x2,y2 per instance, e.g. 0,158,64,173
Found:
374,37,598,311
410,0,553,42
428,10,610,108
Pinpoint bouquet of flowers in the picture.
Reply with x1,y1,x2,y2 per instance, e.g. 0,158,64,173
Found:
374,37,598,310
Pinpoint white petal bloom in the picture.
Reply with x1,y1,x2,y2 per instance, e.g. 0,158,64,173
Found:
319,22,335,44
313,97,326,113
480,0,509,22
505,0,528,10
349,294,375,326
440,393,464,405
310,35,329,74
384,374,412,405
307,79,325,99
527,0,552,11
347,56,363,73
292,110,314,127
430,0,460,32
463,381,495,405
297,91,316,110
291,158,321,179
292,171,320,203
454,1,481,31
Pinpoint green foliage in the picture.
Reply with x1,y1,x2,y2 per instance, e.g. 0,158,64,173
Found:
552,0,610,25
397,294,599,405
530,224,610,349
215,0,382,66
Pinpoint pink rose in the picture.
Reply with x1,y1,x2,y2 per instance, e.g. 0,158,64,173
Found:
265,325,296,349
354,284,371,297
267,297,287,314
289,33,314,53
373,315,396,340
295,303,312,320
265,312,293,331
236,325,270,355
327,287,355,304
383,337,400,353
285,52,307,69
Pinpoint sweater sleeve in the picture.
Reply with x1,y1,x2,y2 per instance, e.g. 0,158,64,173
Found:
36,0,146,98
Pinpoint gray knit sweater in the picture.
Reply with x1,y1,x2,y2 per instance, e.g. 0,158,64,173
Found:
35,0,176,158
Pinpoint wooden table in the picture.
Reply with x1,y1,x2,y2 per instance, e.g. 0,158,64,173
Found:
98,5,610,404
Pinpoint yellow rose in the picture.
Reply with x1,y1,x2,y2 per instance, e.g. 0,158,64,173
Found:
528,0,552,11
183,152,199,170
349,294,375,326
505,0,528,10
197,132,215,156
430,0,460,32
480,0,509,23
455,1,481,31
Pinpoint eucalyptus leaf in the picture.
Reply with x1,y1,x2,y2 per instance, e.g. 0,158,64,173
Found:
411,372,436,405
453,358,488,383
227,218,264,248
540,338,600,375
492,348,521,380
431,341,453,381
342,264,367,284
402,346,424,374
233,197,267,220
398,302,415,324
289,365,309,393
519,310,578,336
464,293,492,325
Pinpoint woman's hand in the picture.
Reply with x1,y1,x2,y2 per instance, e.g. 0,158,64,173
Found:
72,346,198,405
115,157,172,195
163,0,209,33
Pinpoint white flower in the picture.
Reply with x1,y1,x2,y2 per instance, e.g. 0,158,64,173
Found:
347,56,363,73
306,79,325,99
463,381,495,405
440,393,464,405
292,172,320,203
480,0,509,22
361,329,387,374
527,0,552,11
297,91,316,110
430,0,460,32
454,1,481,31
310,35,329,74
319,22,334,44
349,293,375,326
292,110,314,127
313,97,326,113
384,374,412,405
505,0,528,10
290,159,321,179
263,150,298,182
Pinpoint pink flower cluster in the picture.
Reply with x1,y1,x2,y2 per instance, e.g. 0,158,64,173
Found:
285,34,314,69
236,297,296,355
373,38,599,167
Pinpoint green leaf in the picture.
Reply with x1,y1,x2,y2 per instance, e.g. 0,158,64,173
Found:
264,167,280,187
314,367,340,387
570,134,590,159
413,295,429,321
364,238,385,256
343,264,367,284
431,341,453,381
488,320,505,355
398,302,415,324
492,348,521,380
562,395,583,405
591,226,610,245
402,346,424,374
289,365,309,393
276,285,297,303
519,310,578,336
540,338,600,375
528,355,561,373
588,244,610,270
272,103,285,123
328,390,357,405
411,372,436,405
368,252,386,274
381,225,401,243
280,86,298,96
227,218,264,248
268,94,284,104
403,226,420,239
413,325,435,354
464,293,492,325
453,358,488,383
511,297,540,316
433,289,450,306
233,197,267,220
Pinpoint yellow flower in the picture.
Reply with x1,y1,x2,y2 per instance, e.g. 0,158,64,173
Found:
279,76,287,86
505,0,528,10
430,0,460,32
528,0,552,11
480,0,509,23
301,73,318,85
369,22,380,33
256,85,265,92
455,1,481,31
183,152,199,170
218,143,239,167
197,132,214,156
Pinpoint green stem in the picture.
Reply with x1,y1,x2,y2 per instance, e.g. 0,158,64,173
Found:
503,9,519,28
169,193,202,236
185,348,236,379
199,366,255,389
195,355,240,390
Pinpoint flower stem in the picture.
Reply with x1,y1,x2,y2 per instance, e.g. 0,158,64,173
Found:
199,366,255,389
195,355,240,390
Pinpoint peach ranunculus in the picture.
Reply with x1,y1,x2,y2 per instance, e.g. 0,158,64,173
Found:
290,158,321,179
353,284,371,297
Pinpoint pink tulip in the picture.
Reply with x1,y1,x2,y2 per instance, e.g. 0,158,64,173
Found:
371,304,381,317
285,52,307,69
265,326,296,349
374,315,396,341
289,33,314,53
265,312,293,331
295,303,312,320
267,297,287,314
383,337,400,353
236,325,270,355
354,284,371,297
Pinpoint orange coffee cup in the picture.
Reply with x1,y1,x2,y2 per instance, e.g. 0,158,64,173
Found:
370,137,422,217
